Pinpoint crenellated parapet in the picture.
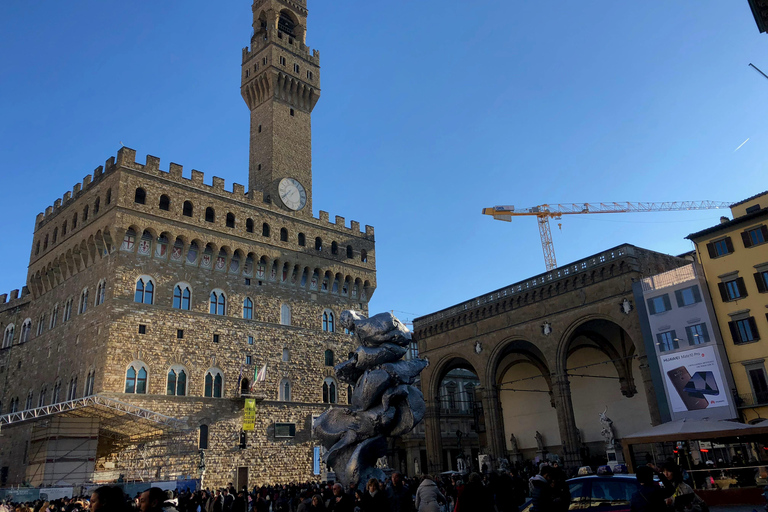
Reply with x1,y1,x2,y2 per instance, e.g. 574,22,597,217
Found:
35,147,374,238
0,286,31,313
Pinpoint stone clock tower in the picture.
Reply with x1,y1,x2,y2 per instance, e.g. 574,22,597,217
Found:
241,0,320,215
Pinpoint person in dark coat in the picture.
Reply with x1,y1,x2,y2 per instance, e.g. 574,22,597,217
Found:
360,479,389,512
455,473,493,512
387,473,414,512
630,465,669,512
529,466,556,512
327,484,354,512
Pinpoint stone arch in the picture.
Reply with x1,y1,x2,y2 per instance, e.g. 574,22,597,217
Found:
426,354,483,402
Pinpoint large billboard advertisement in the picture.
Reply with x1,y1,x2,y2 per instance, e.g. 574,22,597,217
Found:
660,345,729,413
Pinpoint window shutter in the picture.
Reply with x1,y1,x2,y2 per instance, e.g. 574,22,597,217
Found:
736,277,748,298
728,321,740,343
700,323,709,343
749,317,760,341
755,273,767,293
662,294,672,312
675,290,684,307
646,298,657,315
685,325,692,342
692,285,702,303
706,242,717,259
761,225,768,241
725,237,734,253
742,230,753,248
718,282,729,302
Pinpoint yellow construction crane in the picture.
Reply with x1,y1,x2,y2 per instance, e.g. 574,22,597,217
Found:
482,201,732,271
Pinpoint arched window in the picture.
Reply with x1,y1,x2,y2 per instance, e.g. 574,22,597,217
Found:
209,290,226,315
134,188,146,204
35,240,40,255
361,250,368,263
82,205,89,222
183,201,193,217
324,349,334,367
280,304,291,326
78,289,89,314
63,298,73,322
262,223,270,237
125,362,148,394
25,391,33,411
96,280,106,306
279,378,291,401
278,10,296,37
226,213,235,228
53,227,58,243
52,382,61,404
20,319,31,344
298,233,306,246
323,378,337,404
72,211,78,229
315,237,322,251
282,348,290,362
346,245,353,259
159,195,171,211
243,298,254,320
38,386,47,407
43,234,49,251
134,277,155,304
62,220,68,236
93,197,100,215
67,376,78,401
331,242,338,255
323,310,335,333
280,228,288,242
198,425,209,450
85,371,95,396
205,207,215,223
204,369,223,398
50,304,58,330
167,366,188,396
240,378,250,396
106,188,112,205
173,284,191,310
246,218,254,233
36,314,45,336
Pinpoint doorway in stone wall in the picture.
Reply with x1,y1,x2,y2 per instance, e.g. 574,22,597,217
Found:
236,467,248,492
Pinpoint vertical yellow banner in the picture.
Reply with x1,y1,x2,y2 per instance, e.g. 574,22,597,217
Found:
243,398,256,431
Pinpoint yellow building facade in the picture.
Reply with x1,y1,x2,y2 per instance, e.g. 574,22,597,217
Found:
688,191,768,424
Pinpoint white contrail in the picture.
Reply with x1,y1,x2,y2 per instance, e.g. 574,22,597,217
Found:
734,138,749,152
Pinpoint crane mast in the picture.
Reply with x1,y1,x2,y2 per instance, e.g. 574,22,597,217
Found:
482,201,731,271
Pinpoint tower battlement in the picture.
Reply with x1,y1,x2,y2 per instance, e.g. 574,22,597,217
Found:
36,147,373,238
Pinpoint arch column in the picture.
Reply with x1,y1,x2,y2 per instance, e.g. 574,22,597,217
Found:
423,401,443,475
637,353,662,425
479,385,507,468
550,373,583,469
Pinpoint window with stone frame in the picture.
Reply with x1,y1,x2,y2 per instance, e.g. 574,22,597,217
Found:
226,212,236,228
25,391,33,411
210,290,227,315
346,245,353,259
729,317,759,344
38,386,46,408
243,298,254,320
125,363,148,394
78,288,89,314
173,284,192,310
52,382,61,404
198,425,209,450
2,324,15,349
134,187,146,205
298,233,306,246
322,310,335,332
50,305,58,329
85,371,95,396
167,366,188,396
183,201,194,217
706,237,734,258
36,314,45,336
280,304,291,326
279,378,291,402
322,378,337,404
134,277,155,304
741,225,768,248
63,297,73,322
754,269,768,293
96,280,106,306
19,319,31,344
159,195,171,211
204,369,224,398
280,228,288,242
246,218,254,233
67,376,78,401
324,349,334,367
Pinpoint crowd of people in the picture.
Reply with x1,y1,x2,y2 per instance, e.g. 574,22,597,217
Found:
2,460,765,512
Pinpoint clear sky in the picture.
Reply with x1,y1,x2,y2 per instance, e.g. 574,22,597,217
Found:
1,1,766,326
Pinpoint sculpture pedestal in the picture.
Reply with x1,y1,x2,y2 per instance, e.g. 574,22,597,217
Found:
605,445,625,469
509,451,522,464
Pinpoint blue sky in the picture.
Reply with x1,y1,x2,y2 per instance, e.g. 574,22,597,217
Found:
1,1,766,325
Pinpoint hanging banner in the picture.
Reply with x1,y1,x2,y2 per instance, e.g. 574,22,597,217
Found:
660,345,729,413
313,446,321,475
243,398,256,431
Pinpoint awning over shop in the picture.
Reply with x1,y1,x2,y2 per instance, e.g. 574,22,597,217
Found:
623,418,768,444
0,394,187,445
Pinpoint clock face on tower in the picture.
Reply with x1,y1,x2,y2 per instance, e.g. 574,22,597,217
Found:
278,177,307,211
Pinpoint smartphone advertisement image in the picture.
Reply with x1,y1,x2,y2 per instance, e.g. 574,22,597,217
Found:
660,345,729,413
